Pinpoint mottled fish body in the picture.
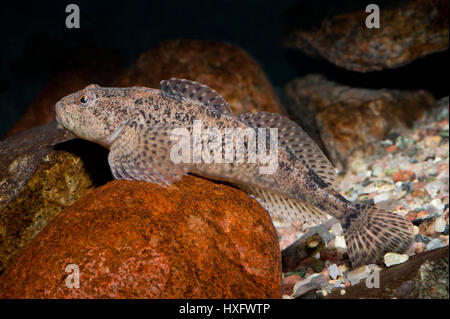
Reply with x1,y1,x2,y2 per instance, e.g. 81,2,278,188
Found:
55,78,414,267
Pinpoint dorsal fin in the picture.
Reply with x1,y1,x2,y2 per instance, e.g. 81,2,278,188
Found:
238,112,338,189
159,78,232,114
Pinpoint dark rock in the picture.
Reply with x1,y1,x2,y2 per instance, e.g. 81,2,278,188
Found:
284,74,436,170
0,122,110,270
283,0,449,72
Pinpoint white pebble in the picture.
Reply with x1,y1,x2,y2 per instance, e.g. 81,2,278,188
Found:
434,216,447,233
328,264,339,280
334,235,347,249
424,199,445,215
426,238,447,251
425,181,445,197
373,192,391,204
384,252,409,267
372,166,383,177
350,159,368,174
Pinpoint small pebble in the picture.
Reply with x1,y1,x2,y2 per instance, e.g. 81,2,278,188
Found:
393,170,416,183
350,159,368,174
425,199,445,215
328,264,339,280
434,216,447,233
338,265,349,277
386,145,398,153
373,192,391,204
293,274,328,298
425,181,445,197
334,235,347,249
384,252,409,267
347,265,371,285
425,238,446,251
283,275,301,295
424,136,442,148
413,241,426,254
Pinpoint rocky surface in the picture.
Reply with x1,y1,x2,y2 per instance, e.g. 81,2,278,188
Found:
279,99,449,298
115,39,285,115
0,177,282,298
0,122,111,271
324,247,448,299
283,0,449,72
284,74,437,170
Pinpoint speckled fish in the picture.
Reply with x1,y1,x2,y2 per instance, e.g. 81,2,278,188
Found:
55,78,415,267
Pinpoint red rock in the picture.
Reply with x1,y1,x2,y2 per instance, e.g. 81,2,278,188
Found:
115,39,285,115
393,170,416,183
283,275,301,295
0,177,282,298
283,0,449,72
412,190,427,198
413,242,426,254
405,211,418,222
437,163,449,174
413,181,427,191
418,219,436,237
320,248,344,262
417,210,430,220
386,145,399,154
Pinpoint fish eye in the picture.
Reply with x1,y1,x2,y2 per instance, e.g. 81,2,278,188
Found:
79,95,89,104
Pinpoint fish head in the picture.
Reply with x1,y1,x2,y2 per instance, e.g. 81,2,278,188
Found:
55,84,133,148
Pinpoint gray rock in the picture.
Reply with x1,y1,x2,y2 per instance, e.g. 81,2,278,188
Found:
328,264,339,280
425,181,446,197
415,234,432,244
293,274,328,298
426,238,447,251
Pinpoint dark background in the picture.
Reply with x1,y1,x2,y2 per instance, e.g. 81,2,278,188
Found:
0,0,448,137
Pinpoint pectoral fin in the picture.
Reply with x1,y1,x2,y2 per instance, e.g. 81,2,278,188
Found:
108,116,189,187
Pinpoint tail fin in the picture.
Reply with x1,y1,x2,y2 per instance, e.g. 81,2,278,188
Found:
342,204,415,268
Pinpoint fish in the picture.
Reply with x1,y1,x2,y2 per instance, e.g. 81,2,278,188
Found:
55,78,415,268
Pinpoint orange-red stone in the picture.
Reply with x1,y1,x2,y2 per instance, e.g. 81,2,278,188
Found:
116,39,285,115
393,170,416,183
0,177,282,298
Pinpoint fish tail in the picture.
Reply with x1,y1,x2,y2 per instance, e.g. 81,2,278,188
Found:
341,203,415,268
